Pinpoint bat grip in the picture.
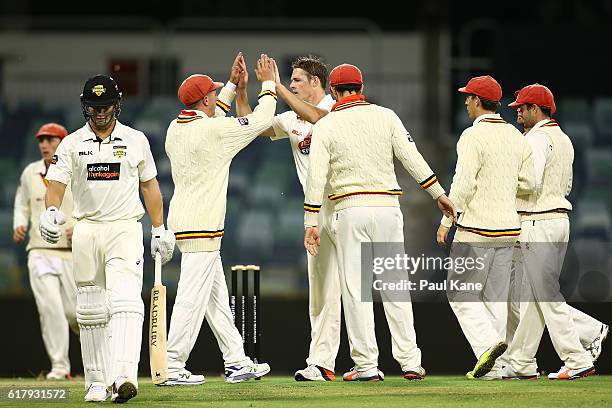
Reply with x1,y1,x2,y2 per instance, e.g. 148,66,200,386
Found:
154,252,162,285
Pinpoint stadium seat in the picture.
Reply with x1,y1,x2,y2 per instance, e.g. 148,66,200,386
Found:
594,97,612,146
236,209,274,259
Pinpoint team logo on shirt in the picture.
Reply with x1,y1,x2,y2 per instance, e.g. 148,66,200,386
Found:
238,117,249,126
51,155,58,165
87,163,120,181
298,135,311,155
406,132,414,142
112,145,127,158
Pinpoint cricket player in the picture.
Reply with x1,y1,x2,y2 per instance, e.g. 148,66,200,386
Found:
40,74,174,402
163,54,276,385
504,113,608,371
436,75,536,379
13,123,77,380
503,84,596,380
304,63,456,381
235,55,340,381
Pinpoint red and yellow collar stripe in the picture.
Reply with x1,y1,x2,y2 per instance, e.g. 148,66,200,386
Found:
304,203,321,213
216,100,230,113
258,90,277,100
39,173,49,187
177,110,204,124
419,174,438,189
542,119,559,127
456,224,521,238
328,189,403,201
479,118,507,124
332,100,370,112
175,229,224,240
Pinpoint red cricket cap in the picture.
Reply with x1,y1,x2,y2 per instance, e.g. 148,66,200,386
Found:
178,74,224,106
329,64,363,87
458,75,502,102
35,123,68,140
508,84,556,114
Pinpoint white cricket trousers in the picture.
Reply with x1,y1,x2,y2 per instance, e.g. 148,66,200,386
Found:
507,247,603,351
305,206,341,372
507,218,593,374
447,244,512,364
331,206,421,372
72,219,145,389
166,251,250,373
28,250,78,374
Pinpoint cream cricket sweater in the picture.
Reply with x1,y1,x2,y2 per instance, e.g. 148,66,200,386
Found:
165,81,277,252
14,159,76,259
517,119,573,221
441,113,535,245
304,94,445,227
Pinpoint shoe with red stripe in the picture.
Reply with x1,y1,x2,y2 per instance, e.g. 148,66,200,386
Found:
294,365,336,381
548,366,595,380
403,366,426,380
342,367,384,382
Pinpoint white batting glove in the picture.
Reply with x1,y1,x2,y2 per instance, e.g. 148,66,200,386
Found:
151,225,175,265
39,206,66,244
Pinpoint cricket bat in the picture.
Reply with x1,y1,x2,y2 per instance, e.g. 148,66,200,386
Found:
149,252,168,384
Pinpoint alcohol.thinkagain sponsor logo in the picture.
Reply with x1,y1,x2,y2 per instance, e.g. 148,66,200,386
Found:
87,163,120,181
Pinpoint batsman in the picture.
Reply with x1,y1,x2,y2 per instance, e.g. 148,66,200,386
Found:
40,74,175,403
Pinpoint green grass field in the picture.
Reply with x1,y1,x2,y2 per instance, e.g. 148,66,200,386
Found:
0,375,611,407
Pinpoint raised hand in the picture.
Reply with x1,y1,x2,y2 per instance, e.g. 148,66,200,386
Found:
237,54,248,90
255,54,276,83
271,58,281,85
229,51,244,85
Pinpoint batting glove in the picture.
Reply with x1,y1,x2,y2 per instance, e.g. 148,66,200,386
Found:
39,206,66,244
151,225,175,265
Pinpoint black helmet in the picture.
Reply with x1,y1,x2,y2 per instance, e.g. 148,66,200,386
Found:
80,74,122,120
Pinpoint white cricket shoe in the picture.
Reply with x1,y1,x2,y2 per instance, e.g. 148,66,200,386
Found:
46,369,70,380
586,324,609,362
161,369,205,386
111,376,137,403
403,366,426,380
294,365,336,381
84,382,110,402
500,365,539,380
548,366,595,380
225,362,271,383
342,367,384,382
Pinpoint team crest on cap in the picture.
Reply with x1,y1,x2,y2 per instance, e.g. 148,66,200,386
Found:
92,85,106,96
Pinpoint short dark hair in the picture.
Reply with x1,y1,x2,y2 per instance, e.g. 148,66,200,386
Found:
524,103,552,118
292,55,329,89
471,95,501,112
333,84,362,93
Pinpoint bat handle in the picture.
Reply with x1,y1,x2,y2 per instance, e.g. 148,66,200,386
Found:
154,252,162,285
